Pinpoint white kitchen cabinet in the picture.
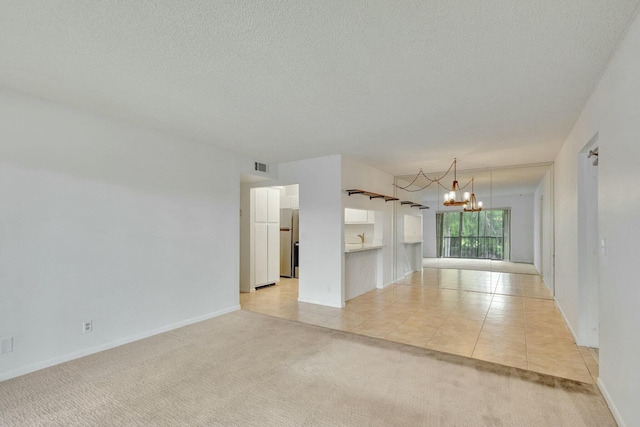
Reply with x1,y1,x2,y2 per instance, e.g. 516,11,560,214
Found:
267,223,280,282
280,192,291,209
254,223,268,285
267,188,280,223
345,208,374,224
255,188,268,222
251,187,280,288
280,184,299,209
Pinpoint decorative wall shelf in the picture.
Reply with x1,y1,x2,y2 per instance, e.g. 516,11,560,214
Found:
345,189,428,209
400,200,430,209
345,189,399,202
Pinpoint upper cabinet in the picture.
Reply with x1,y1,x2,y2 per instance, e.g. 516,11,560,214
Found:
255,187,268,222
280,184,300,210
290,195,299,209
345,208,374,224
267,188,280,222
255,187,280,223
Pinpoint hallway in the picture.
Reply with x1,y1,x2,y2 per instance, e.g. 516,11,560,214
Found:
241,268,598,384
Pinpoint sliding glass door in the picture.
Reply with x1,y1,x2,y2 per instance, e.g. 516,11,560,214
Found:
436,209,510,260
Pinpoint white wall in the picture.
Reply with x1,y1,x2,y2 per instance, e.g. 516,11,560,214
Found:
397,212,423,276
342,157,400,286
553,11,640,426
491,194,534,263
422,208,438,258
239,183,252,292
423,194,534,263
533,168,554,290
243,155,344,307
0,89,245,380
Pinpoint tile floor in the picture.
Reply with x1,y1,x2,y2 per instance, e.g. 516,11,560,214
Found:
240,268,599,384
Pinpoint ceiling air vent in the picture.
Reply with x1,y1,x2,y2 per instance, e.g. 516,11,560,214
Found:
254,162,268,173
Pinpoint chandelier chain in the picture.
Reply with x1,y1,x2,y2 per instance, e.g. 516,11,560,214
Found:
395,159,472,193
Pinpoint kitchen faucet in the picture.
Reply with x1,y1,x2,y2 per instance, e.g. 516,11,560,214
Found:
357,233,365,244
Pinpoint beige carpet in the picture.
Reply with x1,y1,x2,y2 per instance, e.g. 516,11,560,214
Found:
0,311,614,426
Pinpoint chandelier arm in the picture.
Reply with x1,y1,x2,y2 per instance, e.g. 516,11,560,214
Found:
395,179,438,192
396,159,458,192
458,178,473,190
437,181,451,191
401,168,424,189
419,170,440,183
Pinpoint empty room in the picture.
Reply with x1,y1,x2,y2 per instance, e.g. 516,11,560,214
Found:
1,1,640,426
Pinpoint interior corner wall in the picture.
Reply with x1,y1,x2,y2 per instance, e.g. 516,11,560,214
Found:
422,208,437,258
552,10,640,426
341,157,398,286
0,88,245,380
491,194,534,263
533,168,554,289
239,183,252,293
247,155,344,308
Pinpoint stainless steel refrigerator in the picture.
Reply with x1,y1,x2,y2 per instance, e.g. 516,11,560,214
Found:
280,208,299,278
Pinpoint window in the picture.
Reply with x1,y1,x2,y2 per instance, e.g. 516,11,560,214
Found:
436,209,510,260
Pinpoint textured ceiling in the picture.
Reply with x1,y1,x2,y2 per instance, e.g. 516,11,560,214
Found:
1,1,639,176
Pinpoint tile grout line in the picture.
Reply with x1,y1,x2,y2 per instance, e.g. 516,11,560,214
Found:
523,295,529,369
577,346,599,384
245,271,574,379
469,274,499,358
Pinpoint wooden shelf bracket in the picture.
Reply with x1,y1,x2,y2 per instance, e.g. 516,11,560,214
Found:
345,189,399,202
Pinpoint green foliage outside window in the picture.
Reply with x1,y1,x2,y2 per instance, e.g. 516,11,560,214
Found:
436,210,510,260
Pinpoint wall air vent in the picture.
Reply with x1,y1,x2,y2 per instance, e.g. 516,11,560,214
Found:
254,162,268,173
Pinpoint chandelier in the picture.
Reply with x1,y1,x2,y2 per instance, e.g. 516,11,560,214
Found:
463,178,483,212
394,158,483,211
443,158,470,206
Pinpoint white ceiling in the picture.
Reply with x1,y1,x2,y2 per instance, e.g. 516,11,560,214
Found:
1,1,639,176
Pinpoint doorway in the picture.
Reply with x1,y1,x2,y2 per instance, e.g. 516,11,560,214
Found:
578,137,599,348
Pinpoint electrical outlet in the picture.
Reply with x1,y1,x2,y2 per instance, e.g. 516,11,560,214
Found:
83,320,92,333
1,337,13,354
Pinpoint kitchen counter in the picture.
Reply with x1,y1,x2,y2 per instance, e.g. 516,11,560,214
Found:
344,244,383,301
344,243,384,253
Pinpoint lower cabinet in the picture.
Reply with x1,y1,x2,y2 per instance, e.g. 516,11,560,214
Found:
254,223,280,286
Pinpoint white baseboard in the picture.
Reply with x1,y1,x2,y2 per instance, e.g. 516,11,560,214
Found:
382,280,396,288
0,305,240,382
298,297,343,308
400,271,417,278
554,297,579,344
597,377,627,427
